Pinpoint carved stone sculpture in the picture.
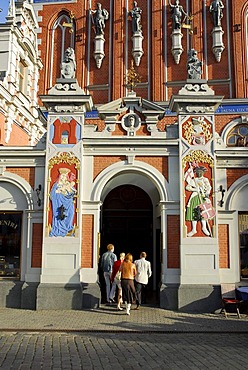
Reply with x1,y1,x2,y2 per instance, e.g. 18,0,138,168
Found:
129,1,142,34
61,47,76,79
91,3,109,68
91,2,109,36
169,0,188,30
209,0,224,28
129,2,144,66
187,49,202,80
209,1,225,62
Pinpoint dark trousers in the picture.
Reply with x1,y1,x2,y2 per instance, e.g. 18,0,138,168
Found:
135,281,146,306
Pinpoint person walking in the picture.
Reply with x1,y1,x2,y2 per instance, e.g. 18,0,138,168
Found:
101,244,117,303
111,252,125,310
134,252,152,309
120,253,136,315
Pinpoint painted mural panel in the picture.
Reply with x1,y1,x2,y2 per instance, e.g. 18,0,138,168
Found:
47,152,80,237
49,117,81,147
183,150,215,238
182,116,212,146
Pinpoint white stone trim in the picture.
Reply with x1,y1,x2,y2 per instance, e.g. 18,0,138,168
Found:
91,159,169,203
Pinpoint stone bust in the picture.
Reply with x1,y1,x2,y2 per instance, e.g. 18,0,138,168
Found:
61,47,76,79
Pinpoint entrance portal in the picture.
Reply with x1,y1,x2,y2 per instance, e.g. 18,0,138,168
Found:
100,184,159,304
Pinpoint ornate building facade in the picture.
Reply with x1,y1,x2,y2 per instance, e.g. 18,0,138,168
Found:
0,0,248,312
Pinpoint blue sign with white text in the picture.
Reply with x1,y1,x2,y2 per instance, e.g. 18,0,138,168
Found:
33,0,73,3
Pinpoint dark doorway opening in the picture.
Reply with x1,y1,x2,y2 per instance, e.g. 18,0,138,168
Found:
99,184,159,305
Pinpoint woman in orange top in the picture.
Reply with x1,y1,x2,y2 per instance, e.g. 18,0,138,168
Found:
120,253,137,315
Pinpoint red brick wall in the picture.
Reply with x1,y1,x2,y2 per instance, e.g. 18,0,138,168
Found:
93,156,125,180
151,0,164,101
7,125,30,146
36,0,248,104
36,0,247,103
93,155,168,181
0,112,5,145
7,168,35,189
0,118,32,146
31,223,43,268
112,0,126,100
232,1,248,98
218,224,230,269
215,115,238,136
81,215,94,268
167,215,180,268
136,156,168,180
226,168,248,190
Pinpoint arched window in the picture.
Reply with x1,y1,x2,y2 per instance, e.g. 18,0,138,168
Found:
49,13,75,87
227,124,248,147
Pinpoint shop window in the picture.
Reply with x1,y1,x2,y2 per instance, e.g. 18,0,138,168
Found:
0,212,22,279
239,213,248,278
227,124,248,147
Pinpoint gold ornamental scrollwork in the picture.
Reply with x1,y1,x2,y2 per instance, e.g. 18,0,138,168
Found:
48,152,80,169
182,150,214,168
184,117,212,144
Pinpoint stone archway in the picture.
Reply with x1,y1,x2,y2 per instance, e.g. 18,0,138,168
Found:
91,160,169,305
99,184,159,304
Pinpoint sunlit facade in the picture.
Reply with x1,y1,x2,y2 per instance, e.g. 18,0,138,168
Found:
0,0,248,311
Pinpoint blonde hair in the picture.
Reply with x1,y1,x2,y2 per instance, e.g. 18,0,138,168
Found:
140,252,147,258
120,253,125,260
107,244,114,251
124,253,133,262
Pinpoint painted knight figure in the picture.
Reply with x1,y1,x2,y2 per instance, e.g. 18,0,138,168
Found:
185,164,215,237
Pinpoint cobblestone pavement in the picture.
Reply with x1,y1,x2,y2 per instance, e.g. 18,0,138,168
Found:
0,331,248,369
0,305,248,369
0,305,248,333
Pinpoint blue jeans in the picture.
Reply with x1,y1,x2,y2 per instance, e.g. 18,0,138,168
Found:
103,272,116,302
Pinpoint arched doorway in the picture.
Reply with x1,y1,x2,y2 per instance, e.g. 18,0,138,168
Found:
99,184,159,304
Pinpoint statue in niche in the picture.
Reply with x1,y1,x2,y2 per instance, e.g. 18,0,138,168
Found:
187,49,202,80
129,1,142,34
168,0,188,30
50,168,77,237
91,2,109,36
61,47,76,79
209,0,224,28
185,164,215,237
